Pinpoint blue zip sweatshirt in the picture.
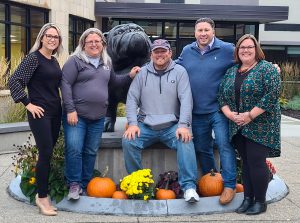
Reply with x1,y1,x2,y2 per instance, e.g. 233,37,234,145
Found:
176,37,235,114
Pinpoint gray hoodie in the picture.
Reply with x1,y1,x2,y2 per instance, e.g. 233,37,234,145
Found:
126,60,193,130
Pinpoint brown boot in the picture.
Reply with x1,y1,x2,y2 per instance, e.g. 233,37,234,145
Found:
219,187,236,205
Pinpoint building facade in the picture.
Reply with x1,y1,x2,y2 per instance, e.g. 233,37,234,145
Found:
1,0,299,63
0,0,95,60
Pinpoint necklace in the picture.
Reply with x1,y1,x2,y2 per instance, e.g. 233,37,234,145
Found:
238,61,258,74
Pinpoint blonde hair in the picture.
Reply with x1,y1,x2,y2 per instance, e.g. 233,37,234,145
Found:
72,28,112,68
234,34,265,64
29,23,63,56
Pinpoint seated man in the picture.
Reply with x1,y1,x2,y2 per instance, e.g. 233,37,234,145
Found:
122,39,199,203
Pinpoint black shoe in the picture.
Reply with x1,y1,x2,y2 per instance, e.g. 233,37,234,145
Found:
236,197,254,213
246,201,267,215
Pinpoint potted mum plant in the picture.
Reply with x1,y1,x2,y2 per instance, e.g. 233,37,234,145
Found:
120,169,155,201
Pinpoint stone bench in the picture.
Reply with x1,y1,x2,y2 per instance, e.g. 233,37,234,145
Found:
96,117,180,182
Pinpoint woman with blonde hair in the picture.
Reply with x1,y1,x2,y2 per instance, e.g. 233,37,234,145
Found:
218,34,281,215
9,23,64,216
61,28,139,200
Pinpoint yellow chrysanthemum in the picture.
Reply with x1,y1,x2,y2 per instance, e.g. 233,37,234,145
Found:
120,169,155,200
29,177,36,185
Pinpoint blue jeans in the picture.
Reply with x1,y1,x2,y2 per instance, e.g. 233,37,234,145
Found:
63,114,105,189
122,123,198,191
192,111,236,189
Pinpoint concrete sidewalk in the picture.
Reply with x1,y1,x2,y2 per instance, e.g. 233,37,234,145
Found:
1,116,300,223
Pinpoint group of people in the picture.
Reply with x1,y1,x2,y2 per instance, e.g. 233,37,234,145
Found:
8,17,281,217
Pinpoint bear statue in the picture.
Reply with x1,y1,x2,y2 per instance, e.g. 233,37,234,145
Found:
104,23,151,132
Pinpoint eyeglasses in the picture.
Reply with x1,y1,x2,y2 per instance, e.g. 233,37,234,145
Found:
85,40,102,46
44,34,60,41
238,45,256,50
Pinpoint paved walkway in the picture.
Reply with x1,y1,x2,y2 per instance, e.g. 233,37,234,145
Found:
0,116,300,222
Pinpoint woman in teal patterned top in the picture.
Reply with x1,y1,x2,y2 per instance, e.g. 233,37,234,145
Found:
218,34,281,215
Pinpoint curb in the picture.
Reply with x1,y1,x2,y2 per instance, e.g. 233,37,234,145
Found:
8,175,289,216
282,115,300,123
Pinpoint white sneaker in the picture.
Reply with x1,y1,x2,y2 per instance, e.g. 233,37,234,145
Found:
184,188,200,203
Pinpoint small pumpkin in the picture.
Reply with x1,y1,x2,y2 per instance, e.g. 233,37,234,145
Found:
156,189,176,200
236,183,244,193
87,166,116,198
156,172,176,200
198,169,223,197
112,190,128,199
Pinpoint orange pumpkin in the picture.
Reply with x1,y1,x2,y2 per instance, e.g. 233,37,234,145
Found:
156,172,176,200
156,189,176,200
87,177,116,198
236,183,244,193
112,191,128,199
198,169,223,197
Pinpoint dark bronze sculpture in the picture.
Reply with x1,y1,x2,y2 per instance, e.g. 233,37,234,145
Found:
104,23,151,132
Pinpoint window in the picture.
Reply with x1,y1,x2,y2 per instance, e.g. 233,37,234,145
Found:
0,3,5,21
216,24,235,43
288,46,300,56
161,0,184,3
164,22,177,38
135,21,162,39
10,6,26,24
69,15,94,54
179,22,194,38
262,45,300,63
262,46,286,63
0,23,5,58
0,2,49,61
103,19,258,58
10,25,26,59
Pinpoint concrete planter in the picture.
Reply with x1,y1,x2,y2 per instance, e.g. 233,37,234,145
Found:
8,174,289,216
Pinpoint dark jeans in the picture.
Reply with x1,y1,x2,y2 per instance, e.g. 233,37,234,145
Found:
192,111,236,189
233,133,269,202
28,113,61,198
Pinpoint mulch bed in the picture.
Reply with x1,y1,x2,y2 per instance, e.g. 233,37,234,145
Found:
281,109,300,120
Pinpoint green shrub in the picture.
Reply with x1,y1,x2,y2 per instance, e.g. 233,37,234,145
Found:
282,95,300,110
12,132,68,203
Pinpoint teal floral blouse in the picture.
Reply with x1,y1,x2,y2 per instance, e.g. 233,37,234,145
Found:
218,60,281,157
